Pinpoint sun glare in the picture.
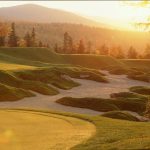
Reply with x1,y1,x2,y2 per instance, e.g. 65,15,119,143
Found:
0,1,150,31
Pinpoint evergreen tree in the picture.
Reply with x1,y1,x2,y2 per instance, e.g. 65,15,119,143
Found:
24,32,31,47
68,35,73,53
110,46,124,59
144,44,150,59
63,32,74,53
54,43,58,52
0,23,9,46
8,23,18,47
63,32,69,53
99,44,109,55
128,46,138,59
78,40,85,54
38,41,43,47
31,27,36,47
87,41,92,54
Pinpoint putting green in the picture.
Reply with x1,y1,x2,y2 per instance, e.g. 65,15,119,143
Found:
0,110,95,150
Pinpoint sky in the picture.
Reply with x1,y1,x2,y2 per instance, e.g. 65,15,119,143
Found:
0,1,149,31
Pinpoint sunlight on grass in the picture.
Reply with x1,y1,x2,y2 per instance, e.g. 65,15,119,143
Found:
0,110,95,150
0,63,35,71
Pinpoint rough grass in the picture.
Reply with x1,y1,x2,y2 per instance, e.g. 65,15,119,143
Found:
0,109,95,150
122,59,150,72
101,111,140,122
0,58,107,101
57,95,148,114
130,86,150,95
72,114,150,150
0,83,34,101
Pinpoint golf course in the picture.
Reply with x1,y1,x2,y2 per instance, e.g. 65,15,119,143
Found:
0,47,149,149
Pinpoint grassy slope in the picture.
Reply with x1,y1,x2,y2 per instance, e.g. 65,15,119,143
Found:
122,59,150,72
0,47,127,69
2,109,150,150
73,114,150,150
0,48,149,71
130,86,150,95
0,48,109,101
101,111,140,121
0,47,149,101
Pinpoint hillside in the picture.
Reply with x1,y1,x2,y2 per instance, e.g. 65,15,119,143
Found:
0,4,148,51
0,47,127,69
0,4,105,27
12,22,149,52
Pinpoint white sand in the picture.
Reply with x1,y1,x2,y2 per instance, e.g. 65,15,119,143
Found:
0,70,149,117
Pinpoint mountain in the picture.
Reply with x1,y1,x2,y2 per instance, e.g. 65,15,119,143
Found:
0,4,149,52
0,4,110,28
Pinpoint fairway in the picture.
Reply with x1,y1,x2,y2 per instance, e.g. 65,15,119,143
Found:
0,62,35,70
0,110,95,150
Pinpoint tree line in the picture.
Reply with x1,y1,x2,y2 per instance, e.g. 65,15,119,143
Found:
54,32,150,59
0,22,45,47
0,22,150,59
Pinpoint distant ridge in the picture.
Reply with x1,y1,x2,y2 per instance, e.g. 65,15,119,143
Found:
0,4,110,28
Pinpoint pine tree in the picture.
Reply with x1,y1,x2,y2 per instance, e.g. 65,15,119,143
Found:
24,32,31,47
63,32,69,53
87,41,92,54
8,23,18,47
54,43,58,52
128,46,138,59
0,23,9,47
144,44,150,59
31,27,36,47
63,32,74,53
99,44,109,55
68,35,73,53
38,41,43,47
78,40,85,54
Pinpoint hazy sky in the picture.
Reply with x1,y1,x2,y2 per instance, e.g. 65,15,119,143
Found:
0,1,149,30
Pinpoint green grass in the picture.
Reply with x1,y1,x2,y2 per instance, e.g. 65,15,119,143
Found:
0,59,108,101
122,59,150,72
1,47,149,102
0,47,127,69
57,95,148,114
0,109,95,150
130,86,150,95
101,111,140,121
1,108,150,150
72,114,150,150
0,83,34,101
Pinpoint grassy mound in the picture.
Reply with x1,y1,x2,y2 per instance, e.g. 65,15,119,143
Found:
0,70,59,96
57,96,148,114
0,83,34,101
127,73,150,82
101,111,140,121
110,92,148,102
130,86,150,95
0,59,108,101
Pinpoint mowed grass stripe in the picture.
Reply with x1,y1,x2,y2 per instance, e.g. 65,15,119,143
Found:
0,110,95,150
0,62,35,71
